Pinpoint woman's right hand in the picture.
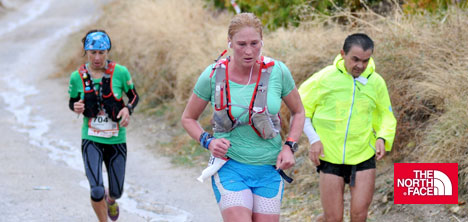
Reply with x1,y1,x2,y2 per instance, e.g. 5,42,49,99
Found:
73,100,85,115
209,138,230,158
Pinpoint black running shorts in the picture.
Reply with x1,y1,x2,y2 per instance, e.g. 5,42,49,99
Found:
316,155,376,186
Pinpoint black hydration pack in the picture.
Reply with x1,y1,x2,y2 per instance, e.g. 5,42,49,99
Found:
78,61,124,122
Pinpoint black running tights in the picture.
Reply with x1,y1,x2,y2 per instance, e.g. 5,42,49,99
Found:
81,139,127,202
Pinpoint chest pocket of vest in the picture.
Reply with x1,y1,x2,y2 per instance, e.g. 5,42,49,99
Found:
250,84,281,139
101,76,124,122
83,79,100,118
83,94,100,118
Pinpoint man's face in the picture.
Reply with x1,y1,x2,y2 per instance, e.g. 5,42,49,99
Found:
341,46,373,77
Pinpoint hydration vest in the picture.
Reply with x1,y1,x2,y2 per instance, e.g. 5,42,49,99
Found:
78,61,125,122
210,56,281,139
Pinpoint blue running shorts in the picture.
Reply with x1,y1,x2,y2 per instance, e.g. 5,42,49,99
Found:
211,159,284,214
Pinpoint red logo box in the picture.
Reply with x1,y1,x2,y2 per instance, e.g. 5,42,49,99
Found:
394,163,458,204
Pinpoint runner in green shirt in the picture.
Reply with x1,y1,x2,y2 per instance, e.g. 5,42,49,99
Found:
181,13,304,222
68,30,139,222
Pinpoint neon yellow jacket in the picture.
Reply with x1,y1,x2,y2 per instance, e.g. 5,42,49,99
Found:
298,54,397,165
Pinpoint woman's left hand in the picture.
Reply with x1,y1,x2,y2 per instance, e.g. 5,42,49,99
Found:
117,107,130,127
276,145,295,170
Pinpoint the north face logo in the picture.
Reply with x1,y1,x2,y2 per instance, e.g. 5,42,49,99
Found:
394,163,458,204
396,170,452,196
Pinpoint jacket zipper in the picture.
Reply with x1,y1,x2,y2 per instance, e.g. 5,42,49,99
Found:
343,78,356,164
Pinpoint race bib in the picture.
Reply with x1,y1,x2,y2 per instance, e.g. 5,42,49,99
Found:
88,112,119,138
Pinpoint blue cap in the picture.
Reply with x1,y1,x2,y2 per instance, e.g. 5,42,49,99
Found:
84,31,111,51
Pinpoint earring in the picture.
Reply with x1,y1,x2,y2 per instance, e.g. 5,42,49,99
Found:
261,40,264,47
228,42,232,48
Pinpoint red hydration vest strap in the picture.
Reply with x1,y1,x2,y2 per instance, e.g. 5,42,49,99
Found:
211,56,276,136
78,61,117,96
248,57,275,137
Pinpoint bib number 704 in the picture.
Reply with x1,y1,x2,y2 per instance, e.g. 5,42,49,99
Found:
94,116,109,123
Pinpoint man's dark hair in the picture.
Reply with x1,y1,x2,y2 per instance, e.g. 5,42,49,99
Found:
343,33,374,54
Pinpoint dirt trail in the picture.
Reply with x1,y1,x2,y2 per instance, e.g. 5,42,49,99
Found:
0,0,221,221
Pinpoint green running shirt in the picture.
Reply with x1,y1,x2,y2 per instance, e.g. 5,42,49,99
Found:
68,63,134,144
194,60,295,165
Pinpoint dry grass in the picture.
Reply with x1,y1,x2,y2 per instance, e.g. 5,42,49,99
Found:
100,0,230,107
58,0,468,220
60,0,231,115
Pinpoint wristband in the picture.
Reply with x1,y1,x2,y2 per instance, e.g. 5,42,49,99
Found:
205,137,214,150
199,132,214,150
199,132,208,143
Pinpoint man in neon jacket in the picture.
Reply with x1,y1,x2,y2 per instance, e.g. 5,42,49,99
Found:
298,33,397,222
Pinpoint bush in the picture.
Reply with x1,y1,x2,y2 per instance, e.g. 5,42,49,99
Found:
205,0,468,31
204,0,306,30
403,0,468,14
204,0,398,30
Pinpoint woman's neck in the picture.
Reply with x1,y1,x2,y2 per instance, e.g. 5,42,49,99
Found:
229,58,259,85
87,63,106,78
230,58,258,75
